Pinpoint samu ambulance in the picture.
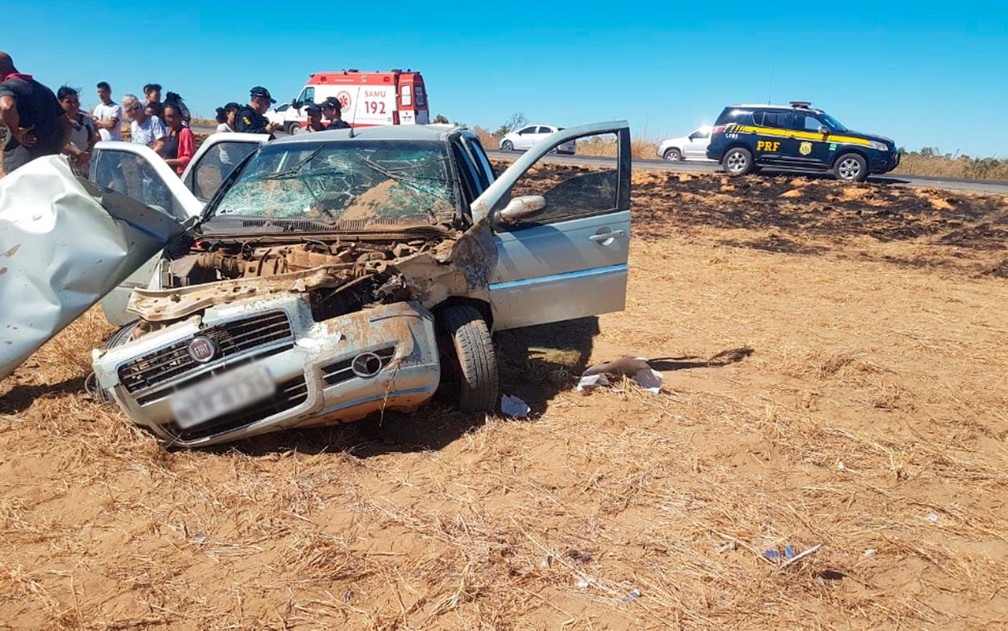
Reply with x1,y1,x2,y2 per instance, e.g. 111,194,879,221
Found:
268,69,430,134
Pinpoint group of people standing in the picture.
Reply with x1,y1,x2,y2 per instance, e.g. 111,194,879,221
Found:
2,50,356,180
217,86,351,136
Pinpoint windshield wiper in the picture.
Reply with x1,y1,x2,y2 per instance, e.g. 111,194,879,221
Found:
263,146,326,180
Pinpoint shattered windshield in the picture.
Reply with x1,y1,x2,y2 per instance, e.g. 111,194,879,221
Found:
208,140,458,228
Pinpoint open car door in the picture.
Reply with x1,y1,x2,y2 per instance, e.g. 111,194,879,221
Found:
91,134,267,325
471,121,631,331
0,156,187,379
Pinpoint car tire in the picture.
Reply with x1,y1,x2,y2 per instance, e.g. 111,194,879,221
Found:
833,153,868,182
285,122,303,136
663,148,683,162
440,305,498,413
501,140,514,152
723,147,754,176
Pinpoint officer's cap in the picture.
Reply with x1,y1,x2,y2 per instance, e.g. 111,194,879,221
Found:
304,102,322,114
250,86,276,103
322,97,341,112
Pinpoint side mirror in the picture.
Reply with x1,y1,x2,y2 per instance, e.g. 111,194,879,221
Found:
818,126,830,135
292,100,303,108
495,195,546,225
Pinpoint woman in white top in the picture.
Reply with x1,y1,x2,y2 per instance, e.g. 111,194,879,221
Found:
57,86,99,177
215,102,242,178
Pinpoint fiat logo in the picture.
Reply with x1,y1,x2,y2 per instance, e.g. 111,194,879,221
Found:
187,337,217,363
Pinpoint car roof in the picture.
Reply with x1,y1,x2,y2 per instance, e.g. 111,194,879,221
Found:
270,124,465,145
727,104,826,114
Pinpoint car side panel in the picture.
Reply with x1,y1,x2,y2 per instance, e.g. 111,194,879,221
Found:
491,210,630,330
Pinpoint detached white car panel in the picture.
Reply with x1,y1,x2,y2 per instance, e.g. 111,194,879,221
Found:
0,156,187,379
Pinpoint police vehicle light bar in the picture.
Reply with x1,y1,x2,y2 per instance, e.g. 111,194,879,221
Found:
789,101,813,109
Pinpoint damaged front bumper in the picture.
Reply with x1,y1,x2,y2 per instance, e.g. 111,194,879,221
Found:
92,295,440,447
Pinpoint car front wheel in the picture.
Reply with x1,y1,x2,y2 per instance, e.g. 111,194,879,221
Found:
833,153,868,182
285,122,303,136
501,140,514,152
723,147,754,176
663,148,683,162
439,305,498,413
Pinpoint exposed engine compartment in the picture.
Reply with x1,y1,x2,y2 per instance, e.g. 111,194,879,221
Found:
165,238,441,287
126,225,497,329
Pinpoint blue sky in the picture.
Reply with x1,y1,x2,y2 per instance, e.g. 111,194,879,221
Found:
7,0,1007,157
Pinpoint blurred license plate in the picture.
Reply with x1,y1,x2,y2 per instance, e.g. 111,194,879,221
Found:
170,365,276,430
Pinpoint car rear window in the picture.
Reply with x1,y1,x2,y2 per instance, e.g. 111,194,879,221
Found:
715,108,754,125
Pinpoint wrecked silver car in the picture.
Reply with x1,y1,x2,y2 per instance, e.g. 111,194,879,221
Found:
4,123,631,447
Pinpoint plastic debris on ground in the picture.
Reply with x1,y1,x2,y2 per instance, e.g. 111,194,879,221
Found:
500,394,530,418
576,356,663,394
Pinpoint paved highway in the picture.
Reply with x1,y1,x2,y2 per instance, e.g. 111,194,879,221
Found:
190,126,1008,196
486,151,1008,196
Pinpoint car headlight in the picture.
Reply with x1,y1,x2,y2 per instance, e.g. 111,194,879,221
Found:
868,141,890,151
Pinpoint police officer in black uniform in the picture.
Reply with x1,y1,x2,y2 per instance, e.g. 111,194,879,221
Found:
234,86,280,135
322,97,351,130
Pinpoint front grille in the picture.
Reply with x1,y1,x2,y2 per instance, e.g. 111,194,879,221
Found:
162,375,309,442
321,347,396,386
134,345,291,405
118,311,293,393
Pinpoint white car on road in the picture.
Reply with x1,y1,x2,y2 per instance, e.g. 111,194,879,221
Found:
500,125,576,154
656,127,712,162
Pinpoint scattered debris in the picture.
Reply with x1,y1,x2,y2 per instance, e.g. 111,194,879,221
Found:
574,577,592,589
863,548,877,558
926,512,940,523
501,394,530,418
621,588,641,603
763,543,823,571
566,549,592,563
577,356,663,394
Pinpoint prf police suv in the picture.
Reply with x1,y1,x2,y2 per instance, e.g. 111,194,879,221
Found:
706,102,899,182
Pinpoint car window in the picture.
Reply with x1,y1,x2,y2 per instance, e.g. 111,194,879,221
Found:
461,134,495,191
690,130,709,139
800,115,824,132
537,126,553,134
517,126,536,135
191,141,260,202
760,111,791,129
208,140,457,228
401,85,412,107
92,148,175,212
716,108,753,125
503,131,622,227
451,139,481,203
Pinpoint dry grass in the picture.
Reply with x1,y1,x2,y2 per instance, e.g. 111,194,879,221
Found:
895,154,1008,181
3,169,1008,629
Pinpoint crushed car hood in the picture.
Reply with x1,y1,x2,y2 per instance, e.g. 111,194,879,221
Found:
0,156,186,380
126,220,497,323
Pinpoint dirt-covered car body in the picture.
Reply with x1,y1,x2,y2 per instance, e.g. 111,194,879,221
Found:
85,123,631,447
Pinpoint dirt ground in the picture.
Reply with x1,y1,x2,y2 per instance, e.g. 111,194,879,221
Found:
3,168,1008,630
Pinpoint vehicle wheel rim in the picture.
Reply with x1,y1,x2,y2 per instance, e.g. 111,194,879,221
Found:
666,151,681,162
839,158,861,179
726,152,747,173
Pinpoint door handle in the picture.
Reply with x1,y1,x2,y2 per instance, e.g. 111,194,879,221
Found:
590,230,625,243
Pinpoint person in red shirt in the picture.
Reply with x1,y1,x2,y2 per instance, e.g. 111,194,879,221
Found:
162,101,194,175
